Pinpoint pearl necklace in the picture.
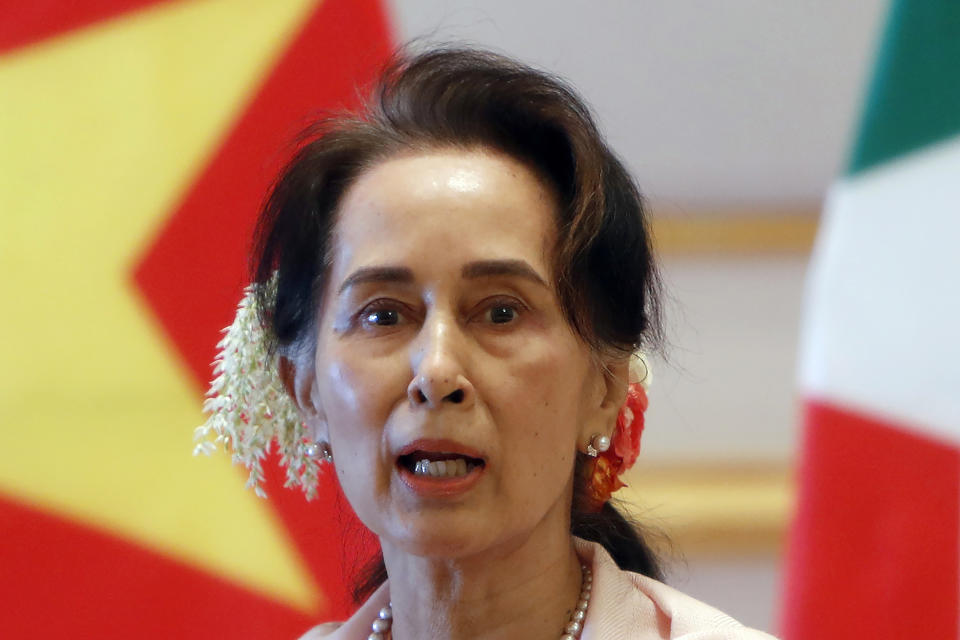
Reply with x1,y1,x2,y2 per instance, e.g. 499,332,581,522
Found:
366,563,592,640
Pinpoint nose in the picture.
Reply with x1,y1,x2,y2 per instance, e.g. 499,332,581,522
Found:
407,314,475,409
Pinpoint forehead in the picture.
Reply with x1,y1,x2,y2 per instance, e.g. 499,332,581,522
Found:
331,149,559,277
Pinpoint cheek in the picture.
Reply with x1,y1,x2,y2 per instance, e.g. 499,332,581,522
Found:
487,342,586,491
314,346,405,462
500,403,577,517
316,351,404,526
317,332,404,414
494,340,590,431
318,358,367,421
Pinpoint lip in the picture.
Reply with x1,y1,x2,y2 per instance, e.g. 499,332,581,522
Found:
395,438,486,461
395,438,487,499
396,462,485,498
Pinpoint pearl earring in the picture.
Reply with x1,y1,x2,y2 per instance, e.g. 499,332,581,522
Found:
303,440,334,462
586,433,610,457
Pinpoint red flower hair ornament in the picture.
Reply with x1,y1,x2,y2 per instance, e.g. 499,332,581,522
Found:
583,353,651,512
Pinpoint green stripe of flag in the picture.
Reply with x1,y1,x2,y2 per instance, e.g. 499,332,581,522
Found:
848,0,960,175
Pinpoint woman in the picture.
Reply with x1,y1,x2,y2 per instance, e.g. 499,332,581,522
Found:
197,47,777,639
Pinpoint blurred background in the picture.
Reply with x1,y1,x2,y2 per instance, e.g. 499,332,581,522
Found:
4,1,956,638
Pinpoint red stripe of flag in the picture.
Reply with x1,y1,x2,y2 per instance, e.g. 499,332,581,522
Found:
0,493,313,637
781,400,959,639
0,0,171,54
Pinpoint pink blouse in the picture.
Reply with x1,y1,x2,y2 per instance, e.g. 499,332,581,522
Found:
300,538,777,639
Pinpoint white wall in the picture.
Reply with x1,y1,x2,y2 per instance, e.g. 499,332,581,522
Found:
386,0,887,207
644,254,808,463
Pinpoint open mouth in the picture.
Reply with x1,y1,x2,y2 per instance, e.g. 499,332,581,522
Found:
397,452,485,478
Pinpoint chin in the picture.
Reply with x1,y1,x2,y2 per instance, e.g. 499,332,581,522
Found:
381,512,498,560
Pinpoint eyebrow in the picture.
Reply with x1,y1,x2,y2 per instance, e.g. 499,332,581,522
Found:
461,259,549,288
337,266,415,294
337,259,549,295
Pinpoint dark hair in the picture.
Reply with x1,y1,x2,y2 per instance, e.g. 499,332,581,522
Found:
252,45,666,601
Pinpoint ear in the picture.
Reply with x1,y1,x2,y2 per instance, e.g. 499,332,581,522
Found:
578,356,629,449
278,354,329,443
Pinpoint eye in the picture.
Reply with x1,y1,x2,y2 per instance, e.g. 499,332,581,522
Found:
487,304,517,324
478,297,525,325
364,308,400,326
357,300,408,329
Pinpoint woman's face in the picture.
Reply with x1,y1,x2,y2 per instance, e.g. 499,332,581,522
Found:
305,149,618,558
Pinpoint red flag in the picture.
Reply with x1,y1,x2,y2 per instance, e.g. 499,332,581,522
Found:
1,0,393,635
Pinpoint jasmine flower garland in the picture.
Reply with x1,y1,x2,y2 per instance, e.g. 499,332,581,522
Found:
193,276,320,499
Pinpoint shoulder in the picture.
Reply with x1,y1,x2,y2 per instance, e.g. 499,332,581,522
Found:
297,621,343,639
574,537,778,640
628,573,777,639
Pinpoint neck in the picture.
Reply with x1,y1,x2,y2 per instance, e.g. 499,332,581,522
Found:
380,516,583,640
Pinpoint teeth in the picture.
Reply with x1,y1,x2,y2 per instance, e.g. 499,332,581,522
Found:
412,457,476,478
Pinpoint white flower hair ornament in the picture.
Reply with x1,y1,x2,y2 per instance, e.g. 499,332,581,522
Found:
193,276,321,499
